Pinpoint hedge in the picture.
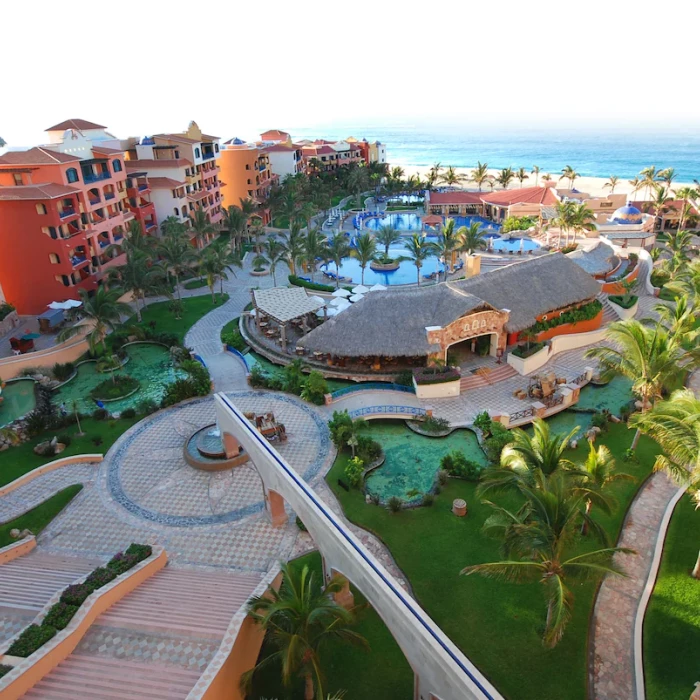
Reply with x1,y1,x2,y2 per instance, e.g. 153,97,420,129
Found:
413,367,461,385
608,294,638,309
529,299,602,334
288,274,352,294
511,341,546,358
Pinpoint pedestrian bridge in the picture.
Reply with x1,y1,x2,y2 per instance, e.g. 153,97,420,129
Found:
214,393,501,700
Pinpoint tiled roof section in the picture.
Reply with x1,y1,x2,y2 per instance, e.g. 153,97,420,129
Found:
0,147,82,166
261,129,291,140
92,145,123,156
200,133,220,141
631,200,699,216
481,186,558,206
187,190,208,202
428,191,484,204
154,133,200,144
125,158,192,169
148,177,187,189
0,183,81,201
262,143,297,153
45,118,107,131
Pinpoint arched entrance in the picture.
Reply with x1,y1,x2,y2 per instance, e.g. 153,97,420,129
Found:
446,331,500,366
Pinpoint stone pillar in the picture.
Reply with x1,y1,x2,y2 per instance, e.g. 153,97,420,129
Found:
532,401,546,419
324,393,333,406
584,366,595,381
222,432,240,459
280,324,287,351
559,386,574,408
265,488,287,528
332,574,355,609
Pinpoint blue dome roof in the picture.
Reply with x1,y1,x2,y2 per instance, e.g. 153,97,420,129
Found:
611,204,643,225
141,136,155,146
230,137,245,145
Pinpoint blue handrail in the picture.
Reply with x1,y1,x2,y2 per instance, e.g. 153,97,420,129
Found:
331,382,415,399
225,345,250,372
192,353,207,368
348,405,426,419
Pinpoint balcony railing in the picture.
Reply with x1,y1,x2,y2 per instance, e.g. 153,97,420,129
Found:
138,183,149,191
113,234,124,243
83,171,111,183
59,207,76,218
202,151,215,160
104,192,116,200
71,256,88,267
88,198,101,206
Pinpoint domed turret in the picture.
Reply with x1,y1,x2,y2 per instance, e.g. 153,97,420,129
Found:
610,204,643,225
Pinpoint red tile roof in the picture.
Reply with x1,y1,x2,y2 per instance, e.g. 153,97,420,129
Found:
0,147,81,166
92,145,123,156
126,159,192,170
0,183,81,201
154,133,200,145
262,143,296,153
45,118,107,131
148,177,187,189
261,129,291,140
187,190,208,202
631,200,699,216
481,187,558,206
428,191,484,205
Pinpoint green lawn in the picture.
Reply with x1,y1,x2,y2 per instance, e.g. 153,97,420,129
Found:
248,551,414,699
183,278,208,290
127,293,229,343
0,417,140,487
325,420,660,700
643,493,700,700
0,485,83,548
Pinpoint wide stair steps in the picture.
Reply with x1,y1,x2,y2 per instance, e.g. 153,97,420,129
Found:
460,363,517,392
597,293,620,324
22,567,262,700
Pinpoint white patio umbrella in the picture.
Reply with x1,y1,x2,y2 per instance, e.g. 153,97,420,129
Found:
308,295,325,305
330,297,351,308
349,294,365,303
331,288,352,298
48,300,82,310
369,283,387,292
352,284,369,294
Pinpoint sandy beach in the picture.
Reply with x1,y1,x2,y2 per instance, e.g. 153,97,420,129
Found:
399,164,694,200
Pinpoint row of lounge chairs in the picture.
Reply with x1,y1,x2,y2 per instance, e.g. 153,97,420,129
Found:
422,258,465,280
323,270,351,282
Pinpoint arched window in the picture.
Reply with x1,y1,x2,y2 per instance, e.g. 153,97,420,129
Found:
112,159,122,172
66,168,79,183
49,253,60,264
35,203,47,215
174,207,179,217
195,147,201,159
214,143,219,153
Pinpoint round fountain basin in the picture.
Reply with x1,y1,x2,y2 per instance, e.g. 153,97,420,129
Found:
184,424,250,472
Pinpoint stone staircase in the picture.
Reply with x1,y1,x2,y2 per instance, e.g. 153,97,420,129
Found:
597,292,620,324
460,363,517,392
0,551,101,645
22,566,262,699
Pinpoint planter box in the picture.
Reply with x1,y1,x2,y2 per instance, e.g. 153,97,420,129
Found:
0,310,19,337
507,344,551,375
535,309,604,342
607,297,638,320
412,377,461,398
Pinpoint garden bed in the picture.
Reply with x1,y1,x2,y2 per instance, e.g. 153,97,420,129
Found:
510,341,546,358
89,375,140,402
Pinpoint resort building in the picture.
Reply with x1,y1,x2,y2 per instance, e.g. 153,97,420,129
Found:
0,121,133,314
598,204,656,249
218,139,277,225
301,140,363,172
631,199,699,231
297,253,601,367
346,137,387,165
260,142,305,181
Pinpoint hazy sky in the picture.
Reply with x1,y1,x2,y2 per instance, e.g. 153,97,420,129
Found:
3,0,699,147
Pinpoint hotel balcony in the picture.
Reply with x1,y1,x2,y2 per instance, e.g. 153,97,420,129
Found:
202,150,215,160
83,171,111,184
123,211,135,222
104,191,116,201
58,206,77,219
98,252,127,272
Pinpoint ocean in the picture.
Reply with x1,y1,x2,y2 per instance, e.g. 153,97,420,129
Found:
287,123,700,182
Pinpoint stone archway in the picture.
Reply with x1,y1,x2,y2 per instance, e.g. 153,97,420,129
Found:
427,309,508,363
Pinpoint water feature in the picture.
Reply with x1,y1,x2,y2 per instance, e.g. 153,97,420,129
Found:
576,376,634,414
54,343,185,413
364,421,486,503
184,423,249,471
0,379,36,426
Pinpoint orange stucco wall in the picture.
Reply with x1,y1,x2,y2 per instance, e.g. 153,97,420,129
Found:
601,263,640,294
0,536,37,565
534,309,603,342
1,549,167,700
0,334,89,379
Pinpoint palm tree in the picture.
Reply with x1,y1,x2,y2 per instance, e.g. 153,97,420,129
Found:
646,185,671,231
663,230,695,275
375,225,401,260
263,236,286,286
160,215,186,238
531,165,541,186
639,165,660,200
559,165,579,189
458,222,488,256
348,165,370,208
304,228,329,283
652,294,698,340
439,166,465,187
156,231,196,302
112,219,155,262
569,202,597,242
190,207,216,249
221,205,248,252
433,218,460,279
198,246,241,303
585,320,690,449
403,233,435,286
495,167,515,190
278,223,306,276
515,167,529,188
327,232,351,289
107,253,164,321
351,232,377,285
243,562,368,700
628,176,644,199
672,186,699,230
658,167,676,191
470,161,490,191
550,200,575,247
603,176,619,194
426,162,443,189
462,474,633,647
666,259,700,306
58,286,131,354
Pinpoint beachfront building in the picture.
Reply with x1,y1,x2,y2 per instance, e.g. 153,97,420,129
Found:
631,199,699,231
218,139,277,225
301,140,363,173
292,254,601,370
346,137,387,165
597,204,656,250
261,142,305,181
0,120,134,314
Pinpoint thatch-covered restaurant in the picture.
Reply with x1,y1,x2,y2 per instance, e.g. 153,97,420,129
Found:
296,253,601,369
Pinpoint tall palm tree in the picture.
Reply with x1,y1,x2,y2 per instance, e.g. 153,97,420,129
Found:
403,233,435,286
106,253,164,321
439,166,465,187
156,230,196,302
663,230,695,275
585,319,691,449
646,185,672,231
263,235,286,286
426,162,443,189
433,218,460,279
458,222,488,256
278,223,306,276
658,167,676,191
462,474,633,647
639,165,660,200
375,225,401,260
239,197,259,244
351,232,377,285
515,167,529,188
627,176,643,199
495,167,515,190
190,207,216,249
652,294,698,340
470,161,490,191
160,215,186,238
569,202,597,242
242,562,368,700
58,286,131,354
531,165,541,186
304,228,329,283
221,205,248,252
603,176,619,194
666,259,700,306
550,200,575,247
327,232,351,289
672,186,699,230
198,246,241,302
559,165,579,189
348,165,370,208
112,219,155,262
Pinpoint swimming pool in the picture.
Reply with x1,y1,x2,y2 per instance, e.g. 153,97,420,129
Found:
362,213,499,233
0,379,36,427
490,237,541,253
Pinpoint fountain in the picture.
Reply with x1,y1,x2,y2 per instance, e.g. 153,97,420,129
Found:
184,422,250,471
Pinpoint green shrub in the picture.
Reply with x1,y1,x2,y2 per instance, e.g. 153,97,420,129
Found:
283,359,306,395
84,566,117,590
184,278,207,289
387,496,403,513
591,411,610,432
106,552,139,575
413,367,461,385
511,342,546,358
344,456,365,488
91,436,103,446
249,364,268,388
608,294,638,309
90,375,139,401
420,415,451,434
440,451,482,481
0,665,13,678
60,583,93,606
120,407,136,419
92,408,108,421
0,301,16,322
161,360,211,407
484,421,513,462
529,299,602,334
328,410,353,448
288,274,335,293
394,369,414,387
295,516,307,532
125,543,153,561
560,243,578,254
502,215,536,233
222,328,247,352
421,493,435,507
473,411,492,435
356,435,381,463
51,362,75,382
42,602,79,631
300,370,329,405
437,469,449,486
136,399,158,415
7,624,57,657
650,268,671,289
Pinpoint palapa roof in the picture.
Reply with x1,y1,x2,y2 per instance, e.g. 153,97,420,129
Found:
298,253,600,357
253,287,326,324
567,241,617,276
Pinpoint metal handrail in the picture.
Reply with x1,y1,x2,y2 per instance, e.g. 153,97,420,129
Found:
348,405,427,419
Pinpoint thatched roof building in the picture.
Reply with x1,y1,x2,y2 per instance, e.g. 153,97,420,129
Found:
298,253,600,358
566,241,617,277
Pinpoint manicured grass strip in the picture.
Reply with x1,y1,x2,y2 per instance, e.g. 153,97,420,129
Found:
0,485,82,548
183,278,208,290
249,551,414,700
0,417,139,487
325,421,659,700
643,493,700,700
126,293,229,343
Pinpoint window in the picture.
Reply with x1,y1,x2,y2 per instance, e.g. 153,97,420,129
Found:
35,203,47,215
214,144,219,152
49,253,60,264
112,160,122,172
247,179,251,185
66,168,79,183
195,148,201,159
174,207,179,217
185,168,190,176
245,164,250,170
13,173,23,186
174,150,180,159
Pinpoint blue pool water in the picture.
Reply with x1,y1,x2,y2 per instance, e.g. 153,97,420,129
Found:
491,237,541,253
363,213,424,231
